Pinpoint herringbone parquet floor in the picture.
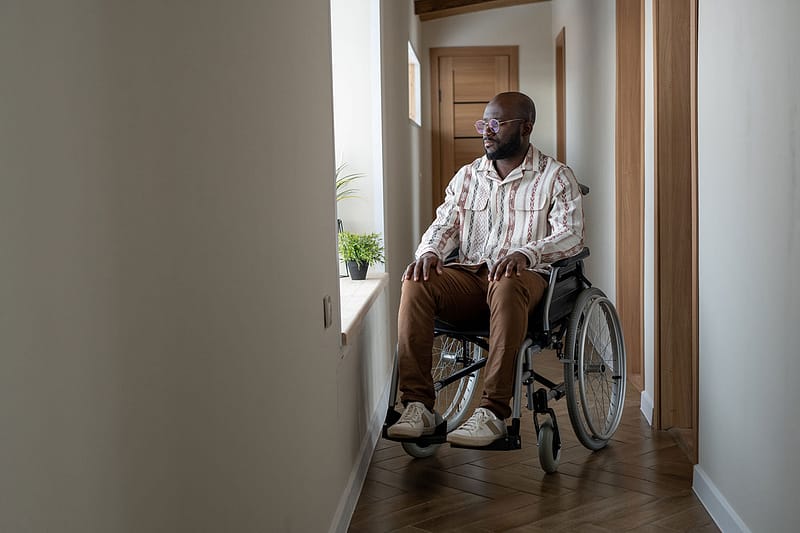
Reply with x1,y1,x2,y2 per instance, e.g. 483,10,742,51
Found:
348,351,718,532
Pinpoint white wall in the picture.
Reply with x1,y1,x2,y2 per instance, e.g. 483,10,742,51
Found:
381,0,423,343
641,0,656,423
551,0,617,297
0,1,387,532
695,1,800,531
329,290,392,532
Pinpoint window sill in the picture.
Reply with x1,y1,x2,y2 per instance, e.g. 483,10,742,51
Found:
339,272,389,346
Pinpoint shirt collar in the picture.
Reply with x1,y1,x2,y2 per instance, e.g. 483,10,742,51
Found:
477,144,539,182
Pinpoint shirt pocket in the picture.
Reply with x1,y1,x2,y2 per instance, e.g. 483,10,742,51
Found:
458,185,490,257
511,191,549,245
459,178,490,212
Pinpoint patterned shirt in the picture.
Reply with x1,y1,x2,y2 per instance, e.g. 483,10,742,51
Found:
416,144,585,273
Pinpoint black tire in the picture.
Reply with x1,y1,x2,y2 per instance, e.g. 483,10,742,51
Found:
564,288,626,451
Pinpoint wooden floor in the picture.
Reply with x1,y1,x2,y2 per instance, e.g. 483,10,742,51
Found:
348,352,718,532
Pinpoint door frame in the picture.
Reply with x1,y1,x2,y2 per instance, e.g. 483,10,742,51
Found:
555,28,566,164
615,0,645,393
653,0,699,462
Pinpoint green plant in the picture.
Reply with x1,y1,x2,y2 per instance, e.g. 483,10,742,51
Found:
335,163,363,203
337,231,384,267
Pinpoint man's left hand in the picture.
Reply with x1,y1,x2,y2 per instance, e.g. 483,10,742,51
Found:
489,251,531,281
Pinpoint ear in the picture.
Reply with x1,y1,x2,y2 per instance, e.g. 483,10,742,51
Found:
521,121,534,137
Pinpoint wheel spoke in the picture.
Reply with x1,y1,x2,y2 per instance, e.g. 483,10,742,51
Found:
557,288,626,452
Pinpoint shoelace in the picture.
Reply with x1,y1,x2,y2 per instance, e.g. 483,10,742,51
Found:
399,403,425,423
460,408,492,431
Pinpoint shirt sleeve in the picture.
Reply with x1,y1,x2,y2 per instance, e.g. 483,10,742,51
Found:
512,166,585,268
415,168,464,261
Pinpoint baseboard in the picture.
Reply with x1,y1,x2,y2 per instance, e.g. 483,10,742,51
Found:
328,376,391,533
640,389,654,426
693,466,751,533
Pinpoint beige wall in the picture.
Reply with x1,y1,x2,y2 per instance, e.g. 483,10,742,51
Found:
0,1,394,532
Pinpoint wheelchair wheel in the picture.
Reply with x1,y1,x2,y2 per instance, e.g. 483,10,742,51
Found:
399,334,484,459
432,334,485,432
537,418,560,474
564,288,626,451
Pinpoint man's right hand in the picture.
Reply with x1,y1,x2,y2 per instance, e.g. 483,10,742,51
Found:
403,252,443,282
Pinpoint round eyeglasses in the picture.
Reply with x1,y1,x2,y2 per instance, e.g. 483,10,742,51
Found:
474,118,525,135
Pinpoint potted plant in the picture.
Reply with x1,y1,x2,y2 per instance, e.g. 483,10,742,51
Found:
337,231,384,280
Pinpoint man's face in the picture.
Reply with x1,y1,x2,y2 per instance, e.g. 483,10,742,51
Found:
482,101,524,161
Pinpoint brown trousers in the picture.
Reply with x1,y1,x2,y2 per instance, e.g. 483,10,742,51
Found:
397,265,547,420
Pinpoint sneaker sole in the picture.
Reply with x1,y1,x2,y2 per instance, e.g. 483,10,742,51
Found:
446,432,507,447
387,426,436,439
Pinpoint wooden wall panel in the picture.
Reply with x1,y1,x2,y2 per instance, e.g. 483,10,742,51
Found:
654,0,698,462
453,57,506,102
615,0,644,391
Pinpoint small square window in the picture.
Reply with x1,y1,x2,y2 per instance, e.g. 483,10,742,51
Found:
408,42,421,126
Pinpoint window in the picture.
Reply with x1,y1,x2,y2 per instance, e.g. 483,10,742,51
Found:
408,42,421,126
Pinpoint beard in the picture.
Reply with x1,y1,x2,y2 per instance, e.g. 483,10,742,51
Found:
485,134,522,160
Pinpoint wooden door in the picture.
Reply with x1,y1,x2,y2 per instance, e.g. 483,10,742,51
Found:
430,46,519,218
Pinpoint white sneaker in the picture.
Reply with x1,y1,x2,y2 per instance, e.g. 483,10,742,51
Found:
447,407,507,446
387,402,437,438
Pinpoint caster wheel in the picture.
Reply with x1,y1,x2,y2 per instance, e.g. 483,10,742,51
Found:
537,418,560,474
401,441,441,458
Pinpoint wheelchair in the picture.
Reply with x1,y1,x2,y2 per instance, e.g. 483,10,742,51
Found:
382,247,626,474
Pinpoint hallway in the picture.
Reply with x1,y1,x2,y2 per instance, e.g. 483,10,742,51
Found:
348,353,717,532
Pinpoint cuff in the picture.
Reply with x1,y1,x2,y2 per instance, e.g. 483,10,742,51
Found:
511,248,538,269
415,246,443,261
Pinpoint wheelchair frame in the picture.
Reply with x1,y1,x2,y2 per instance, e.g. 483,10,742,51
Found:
382,247,627,473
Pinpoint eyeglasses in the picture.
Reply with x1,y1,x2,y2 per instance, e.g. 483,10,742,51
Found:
474,118,525,135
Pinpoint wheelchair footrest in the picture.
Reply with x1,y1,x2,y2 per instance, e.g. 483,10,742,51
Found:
448,427,522,451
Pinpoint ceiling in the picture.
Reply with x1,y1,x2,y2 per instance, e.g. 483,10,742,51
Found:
414,0,549,21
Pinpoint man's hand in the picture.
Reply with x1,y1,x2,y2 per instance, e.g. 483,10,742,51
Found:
403,252,443,282
489,251,530,281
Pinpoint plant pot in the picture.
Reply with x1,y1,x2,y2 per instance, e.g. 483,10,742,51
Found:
346,260,369,280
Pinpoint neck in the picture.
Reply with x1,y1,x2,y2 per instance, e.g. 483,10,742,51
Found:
493,144,529,179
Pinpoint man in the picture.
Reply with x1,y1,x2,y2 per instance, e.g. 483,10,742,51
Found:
387,92,585,447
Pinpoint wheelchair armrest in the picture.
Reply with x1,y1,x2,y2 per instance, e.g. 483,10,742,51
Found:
551,247,590,268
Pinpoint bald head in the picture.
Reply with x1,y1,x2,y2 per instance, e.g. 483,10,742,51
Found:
489,92,536,125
